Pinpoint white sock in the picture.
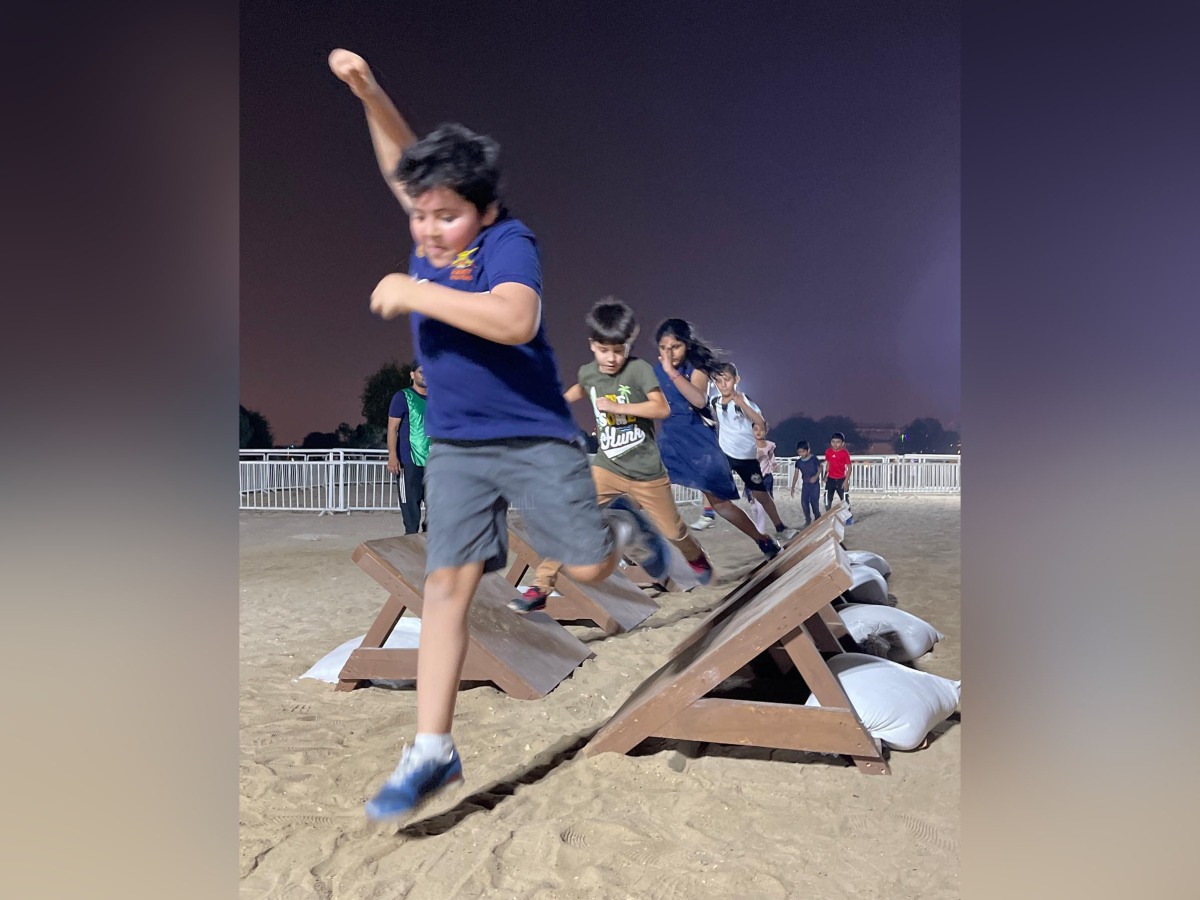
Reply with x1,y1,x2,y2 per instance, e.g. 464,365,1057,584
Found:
413,732,454,760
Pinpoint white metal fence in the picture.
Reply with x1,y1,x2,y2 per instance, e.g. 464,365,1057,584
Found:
239,450,959,514
771,454,962,495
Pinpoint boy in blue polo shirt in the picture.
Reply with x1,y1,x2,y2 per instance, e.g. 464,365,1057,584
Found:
330,48,671,823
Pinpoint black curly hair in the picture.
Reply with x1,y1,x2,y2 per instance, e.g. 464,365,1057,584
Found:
395,122,503,214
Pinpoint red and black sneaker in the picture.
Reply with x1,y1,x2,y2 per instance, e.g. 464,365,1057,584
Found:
687,552,714,586
508,586,549,613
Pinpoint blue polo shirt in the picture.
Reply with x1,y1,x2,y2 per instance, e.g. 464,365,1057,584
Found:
408,216,577,442
794,454,821,483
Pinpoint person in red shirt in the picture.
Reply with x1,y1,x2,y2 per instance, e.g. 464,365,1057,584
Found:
823,432,853,522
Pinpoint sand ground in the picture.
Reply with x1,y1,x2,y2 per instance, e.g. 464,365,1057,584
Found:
240,493,960,899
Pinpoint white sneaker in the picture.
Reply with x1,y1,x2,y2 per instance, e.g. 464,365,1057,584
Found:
690,516,715,531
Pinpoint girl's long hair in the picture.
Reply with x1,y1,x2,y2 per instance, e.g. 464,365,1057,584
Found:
654,318,723,375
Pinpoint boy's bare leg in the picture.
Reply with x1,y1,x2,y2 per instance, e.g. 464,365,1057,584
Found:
562,551,619,584
705,493,771,542
416,561,485,734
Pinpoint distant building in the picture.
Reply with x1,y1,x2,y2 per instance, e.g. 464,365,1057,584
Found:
856,422,898,454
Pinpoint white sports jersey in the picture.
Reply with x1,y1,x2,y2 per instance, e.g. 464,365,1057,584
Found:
710,394,760,458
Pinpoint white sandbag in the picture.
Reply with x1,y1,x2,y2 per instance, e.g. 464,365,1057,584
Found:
838,603,944,662
844,564,892,605
298,617,422,685
844,550,891,578
805,652,960,751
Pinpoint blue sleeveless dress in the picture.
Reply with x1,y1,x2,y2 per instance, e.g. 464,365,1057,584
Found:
654,361,739,501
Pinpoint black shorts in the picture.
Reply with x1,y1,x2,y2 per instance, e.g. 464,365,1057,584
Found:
726,454,768,493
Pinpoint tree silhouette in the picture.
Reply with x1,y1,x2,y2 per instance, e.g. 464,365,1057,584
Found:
769,415,822,456
816,416,868,454
239,405,275,449
893,418,959,454
361,361,413,428
301,431,340,449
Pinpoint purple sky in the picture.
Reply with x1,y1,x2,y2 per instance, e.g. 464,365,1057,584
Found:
241,2,960,446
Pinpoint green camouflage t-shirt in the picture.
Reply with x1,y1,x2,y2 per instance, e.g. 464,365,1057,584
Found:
578,357,666,481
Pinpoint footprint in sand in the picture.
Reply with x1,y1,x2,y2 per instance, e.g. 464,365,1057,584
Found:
839,812,958,855
262,810,362,829
838,813,879,837
897,813,959,854
559,821,681,866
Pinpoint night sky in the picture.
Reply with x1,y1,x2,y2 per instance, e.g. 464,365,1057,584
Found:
241,1,960,446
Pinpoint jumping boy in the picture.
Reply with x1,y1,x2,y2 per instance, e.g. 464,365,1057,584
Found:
823,431,853,523
789,440,821,526
330,48,673,822
515,300,714,610
709,362,791,538
387,361,428,535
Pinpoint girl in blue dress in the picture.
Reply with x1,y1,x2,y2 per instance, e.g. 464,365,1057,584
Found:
653,318,781,559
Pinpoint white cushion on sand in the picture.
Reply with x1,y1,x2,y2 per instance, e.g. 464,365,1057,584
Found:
844,550,891,578
838,603,945,662
805,652,961,751
298,617,422,685
844,564,891,605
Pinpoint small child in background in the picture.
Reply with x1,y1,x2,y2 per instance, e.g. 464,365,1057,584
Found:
823,431,854,524
753,421,777,496
746,421,777,535
790,440,821,526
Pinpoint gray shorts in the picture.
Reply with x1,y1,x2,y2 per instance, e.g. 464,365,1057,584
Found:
423,437,615,576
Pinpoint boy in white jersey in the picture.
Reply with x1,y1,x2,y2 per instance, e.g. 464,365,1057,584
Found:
709,362,791,537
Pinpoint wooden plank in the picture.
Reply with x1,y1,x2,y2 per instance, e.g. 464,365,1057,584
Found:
338,647,497,684
585,534,889,774
780,623,858,711
347,534,592,699
652,697,881,759
805,609,843,653
618,558,677,592
506,515,658,634
360,594,409,648
586,538,852,757
669,518,841,659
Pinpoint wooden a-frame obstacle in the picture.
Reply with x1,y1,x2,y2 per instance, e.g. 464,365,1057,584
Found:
504,514,659,635
585,521,890,774
676,502,853,657
338,534,592,700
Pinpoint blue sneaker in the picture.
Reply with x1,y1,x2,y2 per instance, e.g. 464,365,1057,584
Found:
606,495,671,582
365,745,464,822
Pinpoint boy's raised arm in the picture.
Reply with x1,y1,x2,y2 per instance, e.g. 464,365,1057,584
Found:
329,49,419,213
